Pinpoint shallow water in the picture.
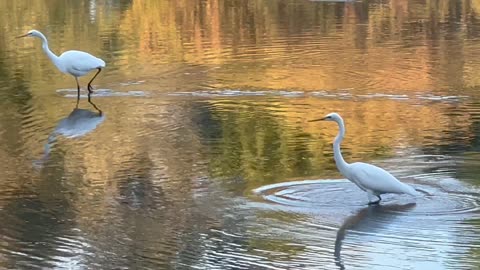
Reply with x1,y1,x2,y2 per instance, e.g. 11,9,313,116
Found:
1,0,480,269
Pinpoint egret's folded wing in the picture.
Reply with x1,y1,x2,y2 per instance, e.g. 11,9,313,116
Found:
350,163,407,194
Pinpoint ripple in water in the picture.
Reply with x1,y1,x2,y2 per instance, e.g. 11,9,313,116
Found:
253,177,480,218
56,88,147,98
167,89,469,104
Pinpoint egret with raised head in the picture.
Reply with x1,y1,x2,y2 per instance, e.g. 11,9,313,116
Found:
310,113,418,204
17,30,105,107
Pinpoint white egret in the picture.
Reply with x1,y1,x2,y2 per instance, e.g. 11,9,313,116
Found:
310,113,418,204
17,30,105,106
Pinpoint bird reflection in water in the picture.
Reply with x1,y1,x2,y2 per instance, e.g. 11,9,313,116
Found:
334,203,416,270
35,98,105,168
84,91,102,115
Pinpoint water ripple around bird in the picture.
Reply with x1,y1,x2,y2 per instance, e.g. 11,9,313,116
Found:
253,176,480,219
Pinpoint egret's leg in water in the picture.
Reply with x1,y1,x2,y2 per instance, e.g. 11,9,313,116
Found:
367,192,381,205
75,77,81,108
87,68,102,93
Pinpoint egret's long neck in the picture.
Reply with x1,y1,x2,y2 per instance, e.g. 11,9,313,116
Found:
37,33,63,72
333,118,349,175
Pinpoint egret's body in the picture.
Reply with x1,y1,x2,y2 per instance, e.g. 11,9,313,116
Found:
18,30,105,106
57,50,104,77
311,113,418,204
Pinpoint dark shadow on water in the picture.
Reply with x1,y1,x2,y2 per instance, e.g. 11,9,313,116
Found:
334,203,416,270
35,99,105,168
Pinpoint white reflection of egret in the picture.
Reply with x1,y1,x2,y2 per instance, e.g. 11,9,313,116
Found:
36,105,105,167
334,203,416,269
310,113,418,204
17,30,105,107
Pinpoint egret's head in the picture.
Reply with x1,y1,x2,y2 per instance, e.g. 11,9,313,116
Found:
309,112,342,122
17,30,43,39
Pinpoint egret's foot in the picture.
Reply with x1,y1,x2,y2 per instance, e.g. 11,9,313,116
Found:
87,68,101,94
367,200,381,205
367,195,381,205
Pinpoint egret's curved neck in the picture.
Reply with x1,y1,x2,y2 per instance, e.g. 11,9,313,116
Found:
37,33,63,71
333,117,349,175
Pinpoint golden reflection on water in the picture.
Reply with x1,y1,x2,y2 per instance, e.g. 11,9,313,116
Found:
0,0,480,269
4,0,480,93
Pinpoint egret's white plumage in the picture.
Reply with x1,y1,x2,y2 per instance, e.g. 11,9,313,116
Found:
310,113,418,204
18,30,105,105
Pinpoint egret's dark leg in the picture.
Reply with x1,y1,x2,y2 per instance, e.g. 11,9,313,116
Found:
87,68,102,93
75,77,81,108
367,193,381,205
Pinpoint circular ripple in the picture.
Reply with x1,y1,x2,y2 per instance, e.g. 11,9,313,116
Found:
254,179,369,208
253,178,480,218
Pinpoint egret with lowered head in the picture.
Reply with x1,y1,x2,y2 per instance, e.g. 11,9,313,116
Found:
310,113,418,204
17,30,105,108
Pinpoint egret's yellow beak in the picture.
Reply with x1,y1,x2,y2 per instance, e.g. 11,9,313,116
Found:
309,117,326,122
16,33,29,38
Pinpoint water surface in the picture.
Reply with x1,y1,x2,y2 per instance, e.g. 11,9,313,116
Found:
0,0,480,269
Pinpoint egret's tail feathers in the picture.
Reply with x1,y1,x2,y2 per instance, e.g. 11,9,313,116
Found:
404,184,419,197
97,58,106,68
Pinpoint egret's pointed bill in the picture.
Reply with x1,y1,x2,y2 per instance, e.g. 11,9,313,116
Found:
309,117,326,122
16,33,29,38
